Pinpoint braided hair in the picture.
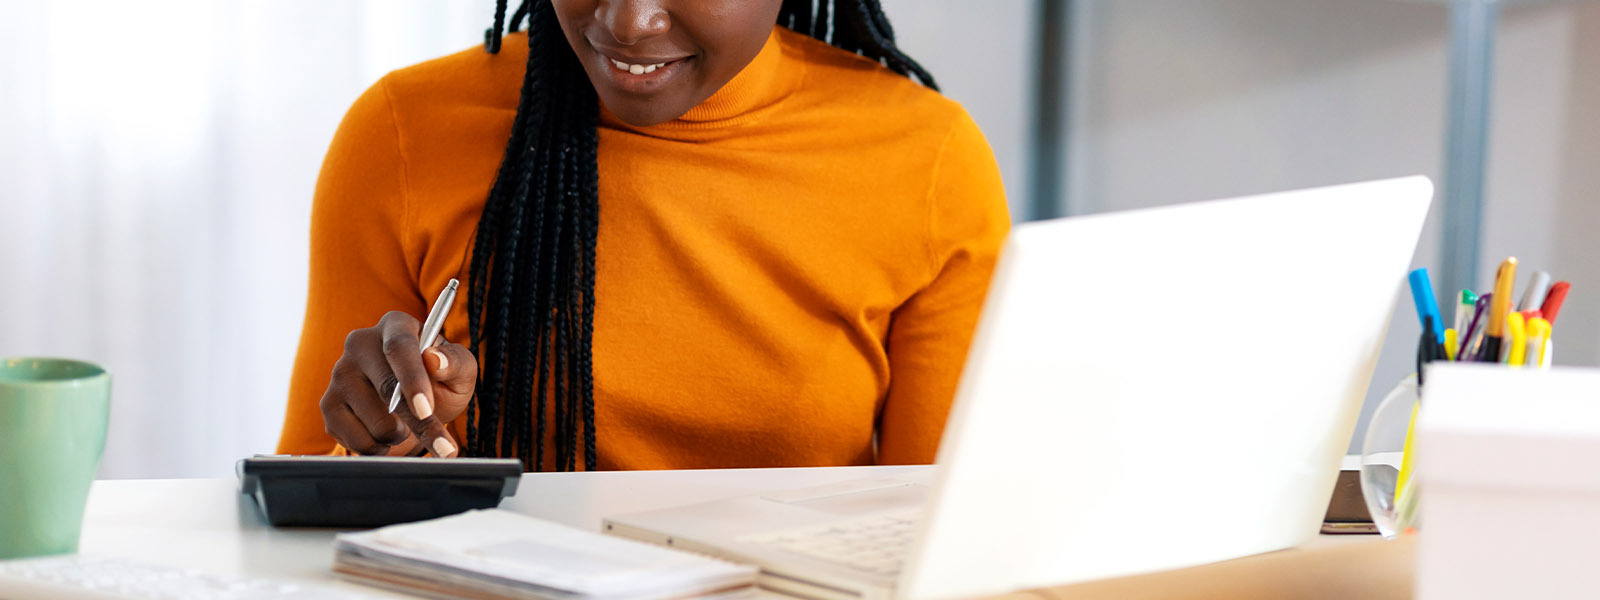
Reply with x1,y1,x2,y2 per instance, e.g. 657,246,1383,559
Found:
466,0,937,471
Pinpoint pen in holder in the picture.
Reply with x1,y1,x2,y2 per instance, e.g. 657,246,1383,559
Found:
1365,263,1575,538
1360,268,1443,539
1359,374,1421,539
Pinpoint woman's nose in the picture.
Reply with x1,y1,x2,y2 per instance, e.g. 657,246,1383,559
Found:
595,0,670,45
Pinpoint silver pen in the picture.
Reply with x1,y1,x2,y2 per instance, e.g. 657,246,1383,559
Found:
388,278,459,413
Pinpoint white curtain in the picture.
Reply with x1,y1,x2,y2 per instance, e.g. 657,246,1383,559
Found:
0,1,488,478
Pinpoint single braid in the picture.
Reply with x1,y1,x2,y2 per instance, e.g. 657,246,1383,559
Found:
551,140,575,471
485,0,509,54
552,141,576,471
506,146,544,463
859,0,937,88
577,122,599,471
508,1,532,33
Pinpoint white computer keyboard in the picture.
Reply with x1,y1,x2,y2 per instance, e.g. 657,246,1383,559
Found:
739,509,921,577
0,554,381,600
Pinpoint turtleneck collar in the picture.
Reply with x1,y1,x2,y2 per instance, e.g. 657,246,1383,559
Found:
599,26,804,142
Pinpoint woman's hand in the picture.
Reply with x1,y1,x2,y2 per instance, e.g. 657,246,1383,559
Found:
319,311,477,457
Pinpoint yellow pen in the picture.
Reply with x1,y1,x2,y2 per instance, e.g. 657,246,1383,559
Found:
1477,258,1517,362
1506,313,1526,366
1527,318,1551,369
1393,400,1420,506
1444,328,1458,361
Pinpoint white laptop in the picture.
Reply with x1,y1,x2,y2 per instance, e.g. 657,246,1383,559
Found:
603,176,1434,600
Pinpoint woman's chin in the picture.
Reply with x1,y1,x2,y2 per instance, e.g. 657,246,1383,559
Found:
600,100,693,128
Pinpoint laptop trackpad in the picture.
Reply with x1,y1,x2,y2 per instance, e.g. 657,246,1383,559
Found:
782,482,929,516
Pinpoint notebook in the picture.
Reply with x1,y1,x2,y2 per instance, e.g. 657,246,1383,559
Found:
333,509,757,600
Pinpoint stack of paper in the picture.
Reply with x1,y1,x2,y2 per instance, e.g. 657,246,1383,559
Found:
334,510,757,600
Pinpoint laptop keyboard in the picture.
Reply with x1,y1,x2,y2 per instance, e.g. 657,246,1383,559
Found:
738,508,922,577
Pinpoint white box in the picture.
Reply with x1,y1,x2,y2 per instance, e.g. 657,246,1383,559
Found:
1418,364,1600,599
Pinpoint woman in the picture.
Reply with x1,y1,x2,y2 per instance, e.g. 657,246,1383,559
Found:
277,0,1010,472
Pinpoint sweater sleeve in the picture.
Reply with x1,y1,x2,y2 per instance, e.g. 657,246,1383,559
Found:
876,110,1012,465
277,76,425,454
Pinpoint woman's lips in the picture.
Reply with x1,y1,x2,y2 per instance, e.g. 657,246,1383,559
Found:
594,50,690,94
607,57,672,75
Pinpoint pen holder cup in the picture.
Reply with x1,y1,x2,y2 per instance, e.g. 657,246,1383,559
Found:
1359,375,1421,539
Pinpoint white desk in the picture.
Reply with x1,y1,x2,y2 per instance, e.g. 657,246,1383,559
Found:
75,465,1367,598
78,466,923,597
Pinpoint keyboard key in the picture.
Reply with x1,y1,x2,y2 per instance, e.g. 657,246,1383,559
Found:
739,509,920,577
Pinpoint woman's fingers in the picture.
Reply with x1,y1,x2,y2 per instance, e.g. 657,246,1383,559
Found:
329,359,454,457
423,340,477,396
322,402,387,455
405,343,464,458
319,358,408,455
397,408,459,458
322,313,473,459
345,320,443,455
364,312,464,457
376,311,437,421
339,361,411,444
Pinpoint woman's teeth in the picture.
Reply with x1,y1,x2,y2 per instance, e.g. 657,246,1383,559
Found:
611,58,666,75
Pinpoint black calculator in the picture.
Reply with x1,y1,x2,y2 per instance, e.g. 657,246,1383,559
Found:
237,455,523,527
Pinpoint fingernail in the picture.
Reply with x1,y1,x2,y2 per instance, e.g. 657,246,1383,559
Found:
430,348,449,372
411,393,433,420
433,437,456,457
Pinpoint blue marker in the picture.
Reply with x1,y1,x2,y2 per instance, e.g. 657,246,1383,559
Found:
1408,268,1445,342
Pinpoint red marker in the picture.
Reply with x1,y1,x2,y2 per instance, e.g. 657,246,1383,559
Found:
1541,281,1571,326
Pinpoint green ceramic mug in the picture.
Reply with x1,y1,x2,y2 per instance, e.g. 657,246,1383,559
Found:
0,357,110,559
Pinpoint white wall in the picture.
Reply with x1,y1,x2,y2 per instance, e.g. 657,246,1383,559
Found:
1063,0,1600,452
1485,4,1600,371
883,0,1036,217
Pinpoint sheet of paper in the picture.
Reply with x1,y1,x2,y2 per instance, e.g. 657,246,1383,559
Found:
337,509,755,598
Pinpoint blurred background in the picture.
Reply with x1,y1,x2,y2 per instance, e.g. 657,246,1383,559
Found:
1,0,1596,478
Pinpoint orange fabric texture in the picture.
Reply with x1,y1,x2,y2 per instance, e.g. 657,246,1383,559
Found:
277,27,1010,470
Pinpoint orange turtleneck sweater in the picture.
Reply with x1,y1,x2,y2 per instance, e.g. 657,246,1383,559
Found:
277,26,1011,470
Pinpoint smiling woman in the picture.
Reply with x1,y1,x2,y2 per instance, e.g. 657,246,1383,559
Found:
276,0,1010,472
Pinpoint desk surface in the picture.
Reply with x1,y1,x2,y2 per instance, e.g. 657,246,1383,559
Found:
76,465,1381,598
